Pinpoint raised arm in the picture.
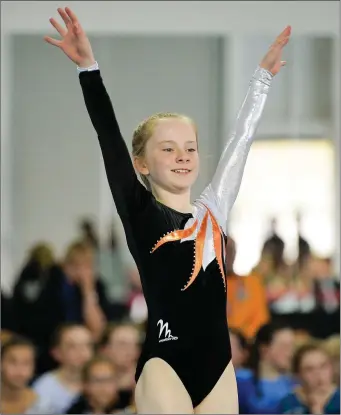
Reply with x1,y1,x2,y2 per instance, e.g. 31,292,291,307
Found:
199,26,291,232
44,7,149,215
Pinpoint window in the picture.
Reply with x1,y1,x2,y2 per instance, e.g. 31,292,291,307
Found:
229,140,335,275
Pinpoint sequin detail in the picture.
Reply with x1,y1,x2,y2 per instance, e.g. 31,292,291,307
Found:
150,219,198,253
150,205,226,291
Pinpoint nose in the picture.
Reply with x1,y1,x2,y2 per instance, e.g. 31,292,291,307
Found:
176,151,190,163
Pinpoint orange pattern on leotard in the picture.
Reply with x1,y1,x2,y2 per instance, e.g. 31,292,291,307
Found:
150,205,226,291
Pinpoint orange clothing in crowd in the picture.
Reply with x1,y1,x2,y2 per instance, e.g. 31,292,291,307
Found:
226,273,269,340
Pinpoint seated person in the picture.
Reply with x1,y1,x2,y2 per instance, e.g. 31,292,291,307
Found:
33,324,93,413
66,356,123,413
237,322,296,414
279,342,340,414
0,336,53,414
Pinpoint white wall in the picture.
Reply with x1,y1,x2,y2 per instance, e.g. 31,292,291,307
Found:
2,1,339,35
10,36,103,277
1,34,15,292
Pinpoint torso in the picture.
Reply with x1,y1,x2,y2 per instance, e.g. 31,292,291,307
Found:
128,197,228,350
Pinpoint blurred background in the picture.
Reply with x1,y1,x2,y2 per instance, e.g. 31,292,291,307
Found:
1,1,340,414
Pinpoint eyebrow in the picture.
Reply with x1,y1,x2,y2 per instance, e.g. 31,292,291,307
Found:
159,140,196,144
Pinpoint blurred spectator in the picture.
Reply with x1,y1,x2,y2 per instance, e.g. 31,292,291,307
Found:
279,342,340,414
229,328,249,371
0,336,53,414
61,241,110,340
79,218,99,249
126,268,147,324
66,356,121,414
323,335,340,386
259,251,316,334
10,242,59,373
97,220,130,312
1,290,14,330
312,257,340,339
0,330,15,344
11,240,110,374
226,237,270,339
237,322,296,414
99,322,141,408
295,212,311,271
254,218,287,282
32,324,93,414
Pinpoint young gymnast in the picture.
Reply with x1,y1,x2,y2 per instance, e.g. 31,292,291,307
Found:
44,7,291,413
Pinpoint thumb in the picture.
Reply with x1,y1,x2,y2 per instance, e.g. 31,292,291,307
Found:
44,36,61,48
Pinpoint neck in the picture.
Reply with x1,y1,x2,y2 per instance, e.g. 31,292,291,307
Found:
57,366,82,383
259,360,281,379
152,185,193,214
1,383,27,401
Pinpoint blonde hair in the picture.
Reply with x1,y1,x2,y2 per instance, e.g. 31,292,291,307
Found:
64,240,94,264
28,242,55,270
132,112,197,190
323,335,340,360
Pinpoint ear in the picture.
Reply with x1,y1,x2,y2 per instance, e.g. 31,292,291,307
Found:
133,156,149,176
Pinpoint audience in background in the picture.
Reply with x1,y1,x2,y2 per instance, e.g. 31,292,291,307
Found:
126,268,148,324
79,218,99,250
10,243,59,374
323,335,340,386
229,328,249,371
32,324,93,414
60,241,110,340
66,356,121,413
312,257,340,339
237,322,296,414
226,237,270,339
2,214,340,414
1,290,14,330
99,323,141,408
279,342,340,414
0,336,53,414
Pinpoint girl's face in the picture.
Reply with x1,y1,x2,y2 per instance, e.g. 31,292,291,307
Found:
136,118,199,194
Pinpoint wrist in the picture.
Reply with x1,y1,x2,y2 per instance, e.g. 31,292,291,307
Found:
82,288,98,303
80,280,95,293
78,59,98,69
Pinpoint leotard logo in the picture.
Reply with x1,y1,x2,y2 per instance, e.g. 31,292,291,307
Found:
157,319,178,342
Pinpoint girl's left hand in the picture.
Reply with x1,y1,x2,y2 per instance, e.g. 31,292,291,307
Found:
260,26,291,75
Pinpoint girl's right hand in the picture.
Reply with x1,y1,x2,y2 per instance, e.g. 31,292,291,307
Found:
44,7,96,68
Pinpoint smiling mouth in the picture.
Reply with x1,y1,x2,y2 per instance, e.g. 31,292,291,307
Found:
171,169,192,174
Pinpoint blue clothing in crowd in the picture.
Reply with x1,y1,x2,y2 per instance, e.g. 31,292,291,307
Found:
279,388,340,414
236,368,296,414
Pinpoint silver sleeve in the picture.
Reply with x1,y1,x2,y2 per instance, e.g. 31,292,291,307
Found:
198,66,273,232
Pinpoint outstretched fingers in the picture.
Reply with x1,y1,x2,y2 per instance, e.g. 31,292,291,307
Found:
271,33,290,51
277,25,291,41
49,17,67,37
65,7,79,26
57,7,71,28
44,36,62,47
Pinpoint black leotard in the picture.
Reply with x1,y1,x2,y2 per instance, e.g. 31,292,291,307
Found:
78,66,272,407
